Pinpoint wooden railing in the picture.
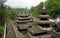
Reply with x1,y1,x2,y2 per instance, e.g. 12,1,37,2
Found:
3,22,6,38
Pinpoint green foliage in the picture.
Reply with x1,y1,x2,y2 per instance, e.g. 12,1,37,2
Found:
30,2,43,18
0,3,26,36
30,0,60,18
45,0,60,18
0,26,4,36
0,4,26,25
5,7,26,20
0,5,7,25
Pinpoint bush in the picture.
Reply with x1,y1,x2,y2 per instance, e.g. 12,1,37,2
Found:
0,26,4,36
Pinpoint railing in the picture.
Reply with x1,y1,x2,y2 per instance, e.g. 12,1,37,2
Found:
3,22,6,38
10,21,18,38
3,21,17,38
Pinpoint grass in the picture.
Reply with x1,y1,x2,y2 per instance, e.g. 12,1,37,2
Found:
0,26,4,36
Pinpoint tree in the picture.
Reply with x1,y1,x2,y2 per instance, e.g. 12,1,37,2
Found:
30,2,43,18
45,0,60,18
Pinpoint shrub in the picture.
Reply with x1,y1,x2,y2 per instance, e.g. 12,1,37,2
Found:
0,26,4,36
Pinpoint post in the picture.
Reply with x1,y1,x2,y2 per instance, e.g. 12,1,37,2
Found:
3,22,6,38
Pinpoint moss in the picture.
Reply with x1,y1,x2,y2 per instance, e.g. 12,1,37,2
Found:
0,26,4,36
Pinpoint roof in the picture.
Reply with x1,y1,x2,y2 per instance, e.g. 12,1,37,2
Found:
37,15,50,18
35,20,52,24
40,9,48,14
17,24,30,30
18,17,31,20
27,25,46,35
18,12,29,17
16,19,32,23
